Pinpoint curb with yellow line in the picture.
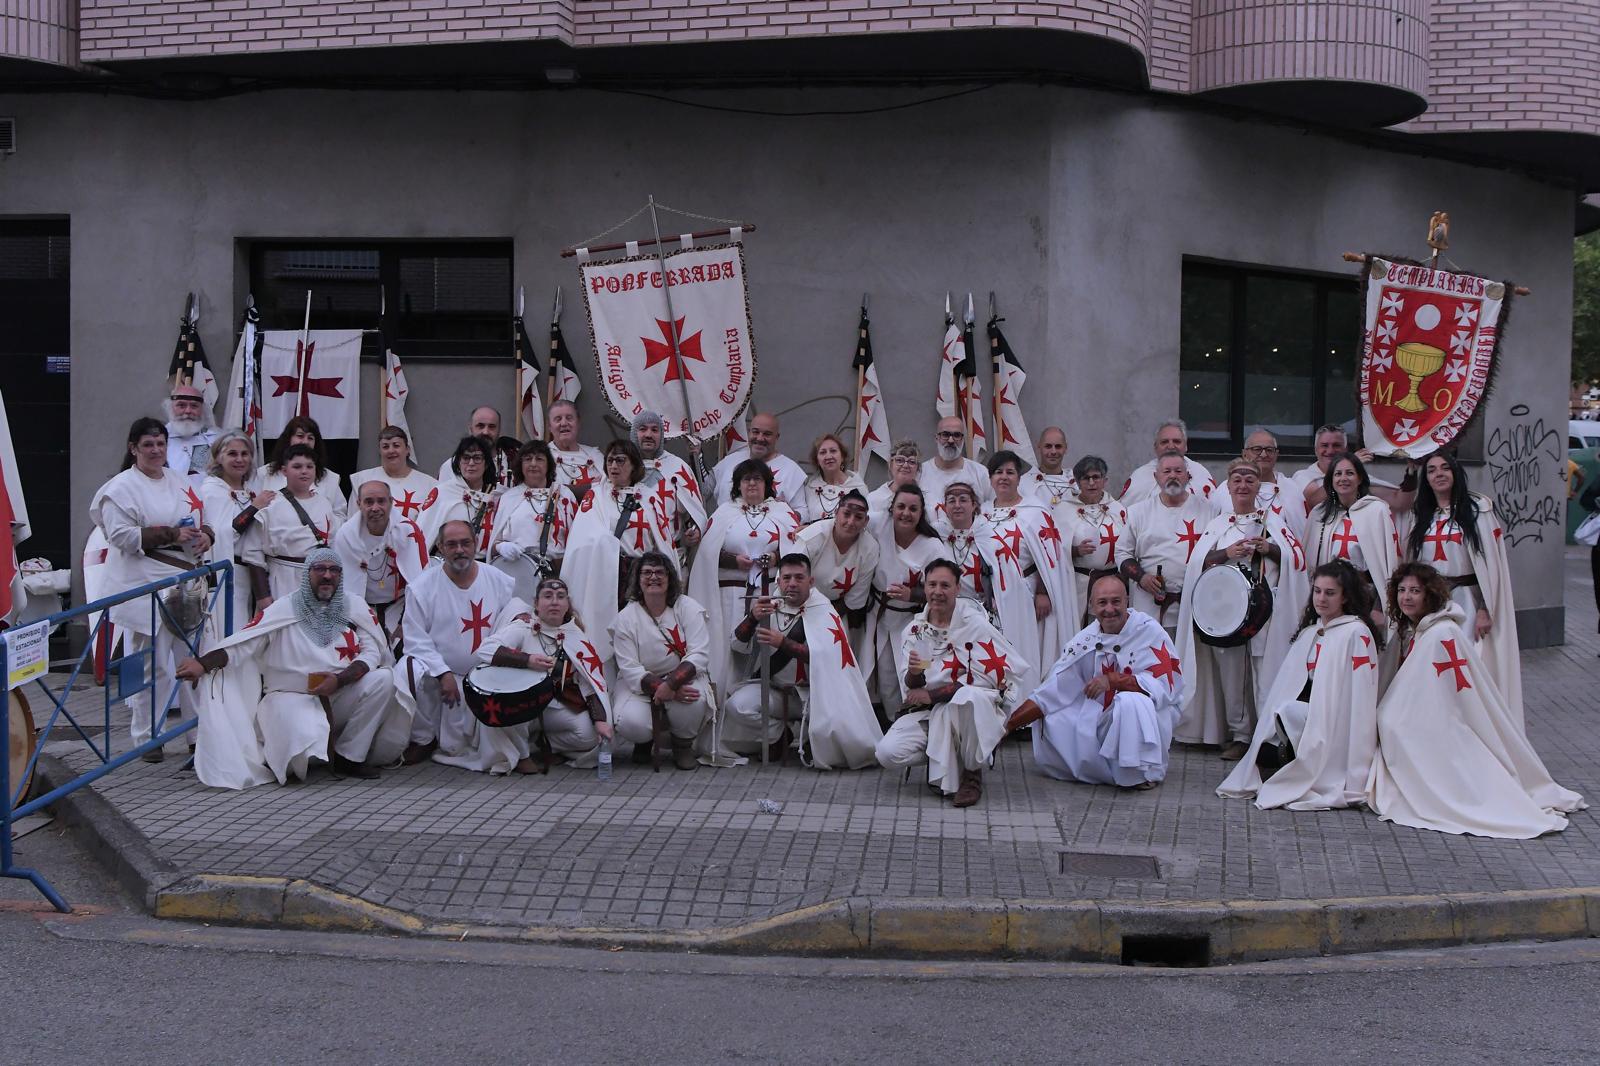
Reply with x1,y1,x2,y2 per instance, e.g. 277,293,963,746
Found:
37,755,1600,964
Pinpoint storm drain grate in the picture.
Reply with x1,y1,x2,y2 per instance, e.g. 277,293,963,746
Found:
1058,851,1162,879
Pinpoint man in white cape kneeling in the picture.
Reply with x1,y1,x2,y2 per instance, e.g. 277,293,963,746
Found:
178,547,410,787
1005,573,1183,790
877,560,1027,807
724,552,883,769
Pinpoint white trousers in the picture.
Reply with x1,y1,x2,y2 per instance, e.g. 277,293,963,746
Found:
257,667,404,783
122,627,192,746
612,690,710,744
1211,644,1262,744
723,681,803,750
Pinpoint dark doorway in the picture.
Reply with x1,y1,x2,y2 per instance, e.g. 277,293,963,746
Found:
0,218,70,572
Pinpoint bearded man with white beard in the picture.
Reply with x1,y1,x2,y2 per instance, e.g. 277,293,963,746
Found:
164,382,220,489
919,416,994,521
1117,454,1219,636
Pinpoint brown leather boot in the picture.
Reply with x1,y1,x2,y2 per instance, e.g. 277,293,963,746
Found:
952,769,983,808
671,736,698,771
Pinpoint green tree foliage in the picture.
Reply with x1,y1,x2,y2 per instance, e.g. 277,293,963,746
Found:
1576,233,1600,386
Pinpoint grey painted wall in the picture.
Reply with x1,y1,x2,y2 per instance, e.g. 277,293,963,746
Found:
0,83,1574,640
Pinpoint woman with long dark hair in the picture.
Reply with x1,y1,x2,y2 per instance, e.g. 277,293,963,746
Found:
1307,451,1399,621
1367,562,1584,837
1217,560,1382,810
424,435,503,559
486,438,573,599
1402,451,1524,721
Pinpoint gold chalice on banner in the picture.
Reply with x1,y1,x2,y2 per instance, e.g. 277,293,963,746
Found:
1392,341,1444,413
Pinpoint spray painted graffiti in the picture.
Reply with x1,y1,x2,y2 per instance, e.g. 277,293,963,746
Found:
1486,404,1563,546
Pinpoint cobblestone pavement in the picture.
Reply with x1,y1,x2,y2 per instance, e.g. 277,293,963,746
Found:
38,550,1600,932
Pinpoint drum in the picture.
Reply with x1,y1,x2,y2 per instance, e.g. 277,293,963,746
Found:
1191,564,1273,648
464,664,557,728
491,551,549,605
7,688,37,808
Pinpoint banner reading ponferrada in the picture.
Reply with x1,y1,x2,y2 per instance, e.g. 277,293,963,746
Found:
1357,256,1509,460
578,243,755,440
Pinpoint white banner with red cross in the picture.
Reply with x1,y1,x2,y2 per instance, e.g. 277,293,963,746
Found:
1357,256,1509,459
257,329,363,440
578,243,755,441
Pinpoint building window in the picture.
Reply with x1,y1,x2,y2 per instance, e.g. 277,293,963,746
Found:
1179,260,1360,457
248,241,512,361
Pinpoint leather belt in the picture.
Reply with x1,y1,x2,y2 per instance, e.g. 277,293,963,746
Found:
1447,573,1479,589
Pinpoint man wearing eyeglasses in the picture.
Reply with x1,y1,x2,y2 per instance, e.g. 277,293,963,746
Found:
1244,428,1305,539
919,416,994,521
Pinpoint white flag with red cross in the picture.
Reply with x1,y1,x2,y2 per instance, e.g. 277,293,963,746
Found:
258,329,363,439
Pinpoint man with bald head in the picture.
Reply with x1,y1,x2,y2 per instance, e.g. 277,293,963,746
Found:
709,411,807,511
920,416,994,520
435,405,519,488
1022,426,1076,506
1118,420,1218,508
332,479,431,647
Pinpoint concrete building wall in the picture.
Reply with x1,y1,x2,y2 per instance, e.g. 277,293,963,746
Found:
0,83,1575,640
1,0,77,66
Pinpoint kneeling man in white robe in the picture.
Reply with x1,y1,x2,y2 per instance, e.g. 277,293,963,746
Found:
724,552,883,769
178,547,409,786
876,560,1026,807
1006,573,1183,790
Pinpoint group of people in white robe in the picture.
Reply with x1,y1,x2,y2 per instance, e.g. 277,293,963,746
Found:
83,390,1583,832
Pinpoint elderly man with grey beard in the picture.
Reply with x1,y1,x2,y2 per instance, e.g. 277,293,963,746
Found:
631,409,706,551
164,382,219,489
1117,453,1219,636
177,547,407,787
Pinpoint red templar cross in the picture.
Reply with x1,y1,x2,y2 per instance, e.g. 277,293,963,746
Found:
1432,638,1471,692
460,598,493,653
642,317,706,384
1423,519,1462,562
335,628,360,662
269,340,345,416
1330,518,1359,560
1175,519,1201,561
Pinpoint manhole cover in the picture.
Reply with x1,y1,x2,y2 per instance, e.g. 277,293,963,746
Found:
1059,851,1162,879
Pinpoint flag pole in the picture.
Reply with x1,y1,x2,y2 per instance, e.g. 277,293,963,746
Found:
512,285,525,441
378,285,389,431
295,289,312,419
988,291,1001,445
855,294,868,467
646,194,701,441
962,292,977,461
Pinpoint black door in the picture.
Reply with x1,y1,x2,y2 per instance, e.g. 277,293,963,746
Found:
0,218,71,572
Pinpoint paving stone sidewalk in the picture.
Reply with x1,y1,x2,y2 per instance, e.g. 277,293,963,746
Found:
38,550,1600,932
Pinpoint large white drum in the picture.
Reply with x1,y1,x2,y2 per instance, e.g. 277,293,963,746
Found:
1190,564,1272,648
463,663,553,728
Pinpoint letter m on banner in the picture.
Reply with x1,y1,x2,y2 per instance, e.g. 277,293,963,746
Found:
577,244,756,442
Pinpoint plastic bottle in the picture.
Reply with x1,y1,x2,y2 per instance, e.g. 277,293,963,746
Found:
596,740,612,782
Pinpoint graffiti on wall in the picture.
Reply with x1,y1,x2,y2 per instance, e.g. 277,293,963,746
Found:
1486,404,1564,546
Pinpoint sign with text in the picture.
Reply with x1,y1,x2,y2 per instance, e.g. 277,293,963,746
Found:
3,619,47,690
579,243,755,441
1357,256,1509,459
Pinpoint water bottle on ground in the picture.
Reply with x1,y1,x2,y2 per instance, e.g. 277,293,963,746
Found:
597,740,612,782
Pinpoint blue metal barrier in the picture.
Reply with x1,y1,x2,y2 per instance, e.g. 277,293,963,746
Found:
3,560,234,911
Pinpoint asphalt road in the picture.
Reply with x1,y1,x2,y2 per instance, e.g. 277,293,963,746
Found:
5,824,1600,1066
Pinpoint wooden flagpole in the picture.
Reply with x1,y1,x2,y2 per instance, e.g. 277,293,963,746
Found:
854,294,868,464
378,285,389,431
646,194,702,441
512,285,525,440
988,291,1001,449
295,289,312,419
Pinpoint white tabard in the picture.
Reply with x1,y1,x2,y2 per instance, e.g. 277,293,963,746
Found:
88,467,209,633
795,519,879,616
1217,614,1380,810
877,600,1024,793
979,501,1077,697
474,613,611,768
685,499,804,694
800,472,869,523
563,481,683,664
486,484,574,602
609,597,715,745
347,465,440,523
1174,507,1308,746
332,512,431,640
422,476,502,559
1286,463,1326,518
1400,492,1522,723
259,467,347,526
243,491,338,601
1256,475,1306,539
395,562,518,759
198,475,258,635
919,457,995,520
710,448,808,512
862,523,946,716
937,521,995,606
1022,469,1078,508
548,444,606,500
641,450,709,542
1367,604,1585,838
1306,494,1400,611
1029,609,1184,787
1118,492,1219,627
1118,456,1216,508
1054,494,1130,610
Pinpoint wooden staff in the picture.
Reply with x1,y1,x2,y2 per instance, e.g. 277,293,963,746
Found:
378,285,389,431
295,289,312,418
1340,251,1531,296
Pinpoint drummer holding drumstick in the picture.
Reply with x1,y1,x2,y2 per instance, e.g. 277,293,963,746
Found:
1173,458,1309,762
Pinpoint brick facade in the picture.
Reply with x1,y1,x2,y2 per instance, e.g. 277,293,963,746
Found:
1191,0,1428,99
2,0,78,66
